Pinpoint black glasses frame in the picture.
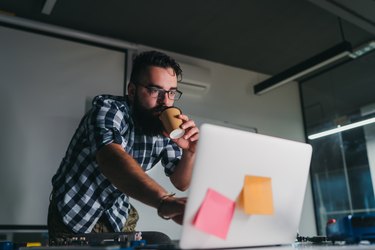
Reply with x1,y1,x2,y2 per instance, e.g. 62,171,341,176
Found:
139,84,183,101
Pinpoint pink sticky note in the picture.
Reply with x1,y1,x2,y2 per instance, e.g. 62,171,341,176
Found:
192,188,235,239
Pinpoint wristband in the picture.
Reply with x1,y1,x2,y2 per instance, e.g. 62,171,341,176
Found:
157,193,176,220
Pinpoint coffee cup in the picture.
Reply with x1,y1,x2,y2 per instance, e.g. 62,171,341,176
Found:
159,107,185,139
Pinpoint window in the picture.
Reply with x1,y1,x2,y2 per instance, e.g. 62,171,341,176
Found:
300,51,375,235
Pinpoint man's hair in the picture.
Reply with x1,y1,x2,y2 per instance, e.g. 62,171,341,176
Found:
130,51,182,85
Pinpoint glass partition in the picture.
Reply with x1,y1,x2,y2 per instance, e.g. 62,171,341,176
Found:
300,51,375,235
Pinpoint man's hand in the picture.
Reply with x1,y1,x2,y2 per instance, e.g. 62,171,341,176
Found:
157,196,187,225
165,114,199,153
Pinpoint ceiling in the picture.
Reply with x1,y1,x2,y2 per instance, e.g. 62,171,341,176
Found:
0,0,374,76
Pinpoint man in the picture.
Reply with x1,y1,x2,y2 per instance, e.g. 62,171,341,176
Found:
48,51,199,240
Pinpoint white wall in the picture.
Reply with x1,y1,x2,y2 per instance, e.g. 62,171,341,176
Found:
0,26,125,225
0,25,316,239
131,46,317,239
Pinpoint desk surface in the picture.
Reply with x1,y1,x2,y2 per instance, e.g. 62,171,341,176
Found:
248,243,375,250
18,243,375,250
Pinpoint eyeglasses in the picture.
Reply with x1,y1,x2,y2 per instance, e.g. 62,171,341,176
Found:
139,84,183,101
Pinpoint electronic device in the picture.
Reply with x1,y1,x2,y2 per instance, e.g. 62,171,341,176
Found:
48,232,139,246
326,213,375,243
179,123,312,249
44,231,171,248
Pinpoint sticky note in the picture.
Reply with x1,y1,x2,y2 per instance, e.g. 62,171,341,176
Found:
192,188,235,239
26,242,42,247
237,175,274,215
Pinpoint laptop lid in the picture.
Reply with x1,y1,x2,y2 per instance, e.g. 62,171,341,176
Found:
179,123,312,249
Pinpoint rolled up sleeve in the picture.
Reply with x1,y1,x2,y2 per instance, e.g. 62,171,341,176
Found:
87,96,130,156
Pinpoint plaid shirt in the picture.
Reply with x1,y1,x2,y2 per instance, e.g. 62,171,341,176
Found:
51,95,182,233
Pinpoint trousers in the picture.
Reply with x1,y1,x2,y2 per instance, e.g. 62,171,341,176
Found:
47,192,139,242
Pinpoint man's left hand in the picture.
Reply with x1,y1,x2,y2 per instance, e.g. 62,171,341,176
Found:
164,114,199,153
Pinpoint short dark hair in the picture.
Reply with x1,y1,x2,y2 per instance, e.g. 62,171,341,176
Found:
130,51,182,85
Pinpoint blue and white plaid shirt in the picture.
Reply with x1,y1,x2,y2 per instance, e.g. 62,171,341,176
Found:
51,95,182,233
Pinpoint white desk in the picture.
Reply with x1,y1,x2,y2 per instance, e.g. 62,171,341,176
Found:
17,243,375,250
244,243,375,250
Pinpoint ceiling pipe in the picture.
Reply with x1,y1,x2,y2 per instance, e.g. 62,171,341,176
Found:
41,0,58,15
0,14,138,51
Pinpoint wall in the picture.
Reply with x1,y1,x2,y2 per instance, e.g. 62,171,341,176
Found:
0,25,125,225
0,25,316,239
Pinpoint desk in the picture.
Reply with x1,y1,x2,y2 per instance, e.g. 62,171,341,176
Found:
17,243,375,250
246,243,375,250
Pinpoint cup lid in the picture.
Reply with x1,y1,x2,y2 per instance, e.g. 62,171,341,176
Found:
170,128,185,139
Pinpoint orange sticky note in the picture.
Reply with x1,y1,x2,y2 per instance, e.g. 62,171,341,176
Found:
192,188,235,239
237,175,274,215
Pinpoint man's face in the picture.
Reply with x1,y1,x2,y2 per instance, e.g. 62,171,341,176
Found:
129,66,178,136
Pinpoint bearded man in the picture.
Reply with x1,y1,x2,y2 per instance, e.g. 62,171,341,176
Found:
48,51,199,241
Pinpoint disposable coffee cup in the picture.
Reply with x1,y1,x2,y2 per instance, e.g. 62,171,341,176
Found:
159,107,185,139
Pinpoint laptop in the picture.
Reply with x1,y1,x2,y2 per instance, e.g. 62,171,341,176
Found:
179,123,312,249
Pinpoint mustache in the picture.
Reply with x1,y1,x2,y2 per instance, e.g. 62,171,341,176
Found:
152,105,168,113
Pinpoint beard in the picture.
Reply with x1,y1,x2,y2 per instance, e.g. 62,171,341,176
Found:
131,94,165,137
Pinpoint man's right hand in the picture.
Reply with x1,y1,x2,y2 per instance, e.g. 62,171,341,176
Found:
158,196,187,224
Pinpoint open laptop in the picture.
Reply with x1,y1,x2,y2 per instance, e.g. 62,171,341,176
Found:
179,123,312,249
